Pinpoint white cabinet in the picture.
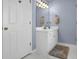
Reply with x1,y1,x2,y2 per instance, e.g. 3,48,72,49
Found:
48,30,58,51
36,28,58,57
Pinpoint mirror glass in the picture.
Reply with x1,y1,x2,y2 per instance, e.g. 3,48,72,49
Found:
36,1,49,27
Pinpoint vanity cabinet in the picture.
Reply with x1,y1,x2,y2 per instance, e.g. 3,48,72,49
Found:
36,27,58,57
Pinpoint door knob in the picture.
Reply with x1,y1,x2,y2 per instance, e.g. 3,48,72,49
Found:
4,27,8,30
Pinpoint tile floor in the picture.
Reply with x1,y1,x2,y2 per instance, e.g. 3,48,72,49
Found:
24,43,77,59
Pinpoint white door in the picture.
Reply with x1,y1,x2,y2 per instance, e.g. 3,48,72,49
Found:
3,0,32,59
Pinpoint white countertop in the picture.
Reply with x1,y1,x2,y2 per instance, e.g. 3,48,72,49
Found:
36,26,59,31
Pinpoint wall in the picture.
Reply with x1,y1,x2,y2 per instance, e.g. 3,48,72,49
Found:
49,0,77,44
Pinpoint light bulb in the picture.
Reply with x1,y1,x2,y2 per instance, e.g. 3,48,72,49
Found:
45,4,48,8
40,1,43,5
47,5,48,8
42,2,45,7
45,4,47,7
38,4,41,8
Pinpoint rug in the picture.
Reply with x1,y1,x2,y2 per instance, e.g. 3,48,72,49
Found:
49,44,69,59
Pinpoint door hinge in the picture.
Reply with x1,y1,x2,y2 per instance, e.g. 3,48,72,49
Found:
29,0,31,3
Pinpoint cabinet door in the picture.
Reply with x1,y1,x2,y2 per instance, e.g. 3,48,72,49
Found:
48,31,54,51
36,31,48,57
53,30,58,43
48,30,58,51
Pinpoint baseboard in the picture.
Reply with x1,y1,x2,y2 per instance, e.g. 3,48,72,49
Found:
21,49,37,59
31,49,36,53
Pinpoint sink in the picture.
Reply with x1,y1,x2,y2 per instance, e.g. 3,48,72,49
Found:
36,26,59,31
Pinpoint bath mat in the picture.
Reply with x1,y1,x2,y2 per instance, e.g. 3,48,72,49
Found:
49,44,69,59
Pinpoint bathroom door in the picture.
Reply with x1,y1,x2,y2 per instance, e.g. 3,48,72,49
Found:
3,0,32,59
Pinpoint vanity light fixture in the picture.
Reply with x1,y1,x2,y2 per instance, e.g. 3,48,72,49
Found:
36,0,48,9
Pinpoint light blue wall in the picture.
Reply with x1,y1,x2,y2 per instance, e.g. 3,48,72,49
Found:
49,0,77,44
32,0,36,50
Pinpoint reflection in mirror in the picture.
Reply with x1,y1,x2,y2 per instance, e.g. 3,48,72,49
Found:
36,0,49,28
39,16,45,27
